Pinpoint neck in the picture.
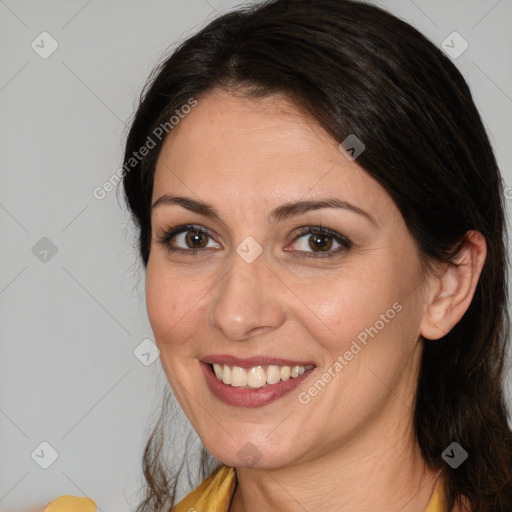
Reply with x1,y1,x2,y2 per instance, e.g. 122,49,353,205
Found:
229,402,440,512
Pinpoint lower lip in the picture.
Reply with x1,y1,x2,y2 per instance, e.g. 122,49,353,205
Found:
200,361,316,408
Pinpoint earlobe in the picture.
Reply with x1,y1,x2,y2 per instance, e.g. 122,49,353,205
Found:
420,230,487,341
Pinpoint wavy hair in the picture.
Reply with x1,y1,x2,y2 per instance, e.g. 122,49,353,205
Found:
121,1,512,510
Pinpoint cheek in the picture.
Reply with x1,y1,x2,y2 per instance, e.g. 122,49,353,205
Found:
145,265,169,337
300,258,417,362
302,268,395,338
145,260,199,348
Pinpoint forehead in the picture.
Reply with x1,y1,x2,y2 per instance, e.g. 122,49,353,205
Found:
152,89,393,218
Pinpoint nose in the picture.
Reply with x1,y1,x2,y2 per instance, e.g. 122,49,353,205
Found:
207,248,287,342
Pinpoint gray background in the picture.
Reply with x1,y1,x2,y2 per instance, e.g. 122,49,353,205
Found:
1,0,511,511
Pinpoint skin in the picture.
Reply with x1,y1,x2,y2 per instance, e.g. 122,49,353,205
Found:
146,89,485,512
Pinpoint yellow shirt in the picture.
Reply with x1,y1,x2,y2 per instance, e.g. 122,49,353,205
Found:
42,495,97,512
43,464,447,512
172,464,447,512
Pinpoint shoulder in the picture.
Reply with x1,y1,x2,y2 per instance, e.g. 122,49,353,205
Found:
42,496,97,512
172,464,236,512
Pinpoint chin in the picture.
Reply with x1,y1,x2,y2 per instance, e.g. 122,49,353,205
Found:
203,435,300,469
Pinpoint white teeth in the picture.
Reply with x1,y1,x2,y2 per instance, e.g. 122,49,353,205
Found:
280,366,291,381
230,366,247,387
266,365,281,384
247,367,267,388
213,364,223,380
221,365,231,385
211,363,313,387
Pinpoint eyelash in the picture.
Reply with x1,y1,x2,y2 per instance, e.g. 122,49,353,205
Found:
155,223,352,259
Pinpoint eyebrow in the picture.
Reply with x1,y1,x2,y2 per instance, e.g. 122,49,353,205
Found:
151,194,377,226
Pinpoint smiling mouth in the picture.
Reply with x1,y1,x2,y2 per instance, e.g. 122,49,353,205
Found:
209,362,315,388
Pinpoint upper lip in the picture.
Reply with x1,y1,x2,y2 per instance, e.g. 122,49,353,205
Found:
201,354,316,368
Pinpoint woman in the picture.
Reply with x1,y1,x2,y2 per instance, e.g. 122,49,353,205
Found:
44,0,512,510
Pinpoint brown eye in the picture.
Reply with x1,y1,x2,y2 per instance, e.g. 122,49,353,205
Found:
308,233,333,252
156,224,221,255
185,229,209,248
289,226,352,259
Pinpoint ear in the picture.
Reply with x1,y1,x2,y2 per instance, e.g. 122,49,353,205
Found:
420,230,487,340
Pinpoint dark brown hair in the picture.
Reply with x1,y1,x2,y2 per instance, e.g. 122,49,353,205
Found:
121,0,512,510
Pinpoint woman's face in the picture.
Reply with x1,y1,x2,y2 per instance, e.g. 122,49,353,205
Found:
146,89,431,468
